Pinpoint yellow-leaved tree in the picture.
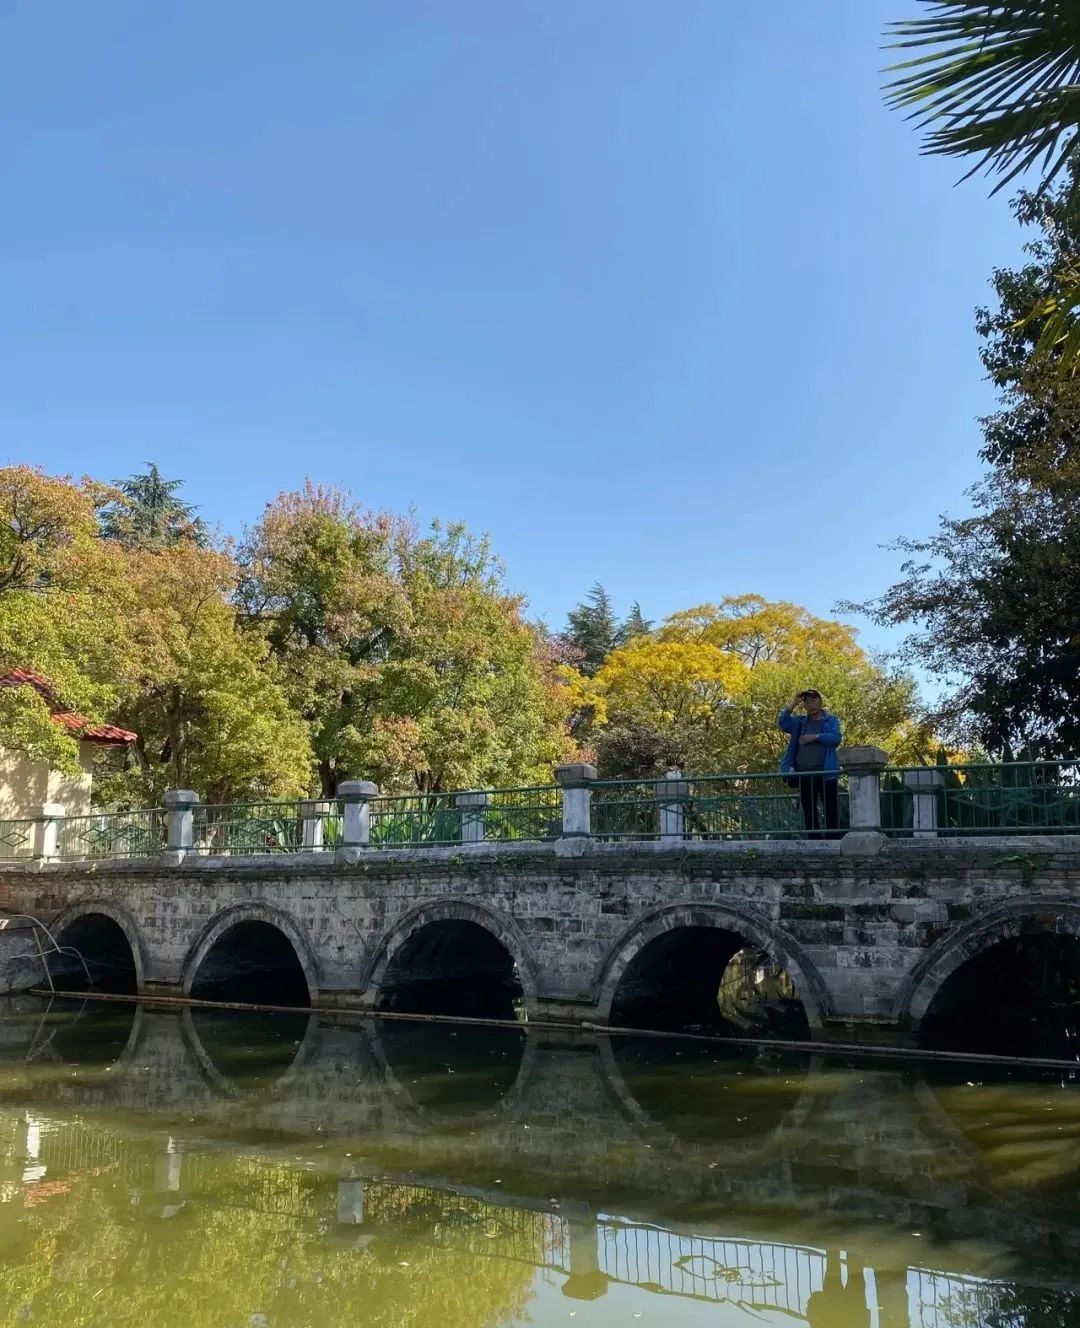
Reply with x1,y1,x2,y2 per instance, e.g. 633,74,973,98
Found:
574,595,929,777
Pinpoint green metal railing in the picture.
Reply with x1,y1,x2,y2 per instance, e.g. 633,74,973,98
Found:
591,780,662,839
193,801,341,855
482,786,562,843
592,774,850,841
6,759,1080,864
685,773,849,840
880,761,1080,837
0,819,35,860
368,793,461,848
53,810,164,860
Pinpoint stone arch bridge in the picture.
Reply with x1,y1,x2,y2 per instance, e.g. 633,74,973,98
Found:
2,834,1080,1042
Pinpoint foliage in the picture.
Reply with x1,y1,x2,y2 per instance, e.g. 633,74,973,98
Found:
98,545,312,805
885,2,1080,378
976,165,1080,473
98,463,209,548
0,468,134,772
852,171,1080,757
0,467,308,801
559,583,651,676
578,595,926,777
885,2,1080,195
239,483,571,795
561,583,622,676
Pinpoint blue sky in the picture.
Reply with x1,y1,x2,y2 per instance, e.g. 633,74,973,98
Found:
1,0,1023,645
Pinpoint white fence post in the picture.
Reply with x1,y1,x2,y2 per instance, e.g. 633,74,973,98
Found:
301,799,330,851
162,790,200,852
657,769,688,841
838,747,889,831
31,804,63,860
456,791,489,844
554,764,597,838
339,780,378,847
904,768,945,837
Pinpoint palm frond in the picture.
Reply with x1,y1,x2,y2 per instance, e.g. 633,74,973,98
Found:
884,2,1080,193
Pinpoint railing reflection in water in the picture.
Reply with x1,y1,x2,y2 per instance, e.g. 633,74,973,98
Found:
6,1115,1068,1326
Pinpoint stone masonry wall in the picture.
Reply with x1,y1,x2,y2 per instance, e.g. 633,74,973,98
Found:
1,836,1079,1035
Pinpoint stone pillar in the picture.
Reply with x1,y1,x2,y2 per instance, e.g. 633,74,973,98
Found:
456,791,489,844
839,746,889,831
300,800,330,851
162,790,200,852
339,780,379,847
30,804,63,860
656,769,688,841
154,1139,184,1219
554,764,597,838
904,768,944,838
337,1177,365,1225
561,1214,607,1301
155,1143,183,1194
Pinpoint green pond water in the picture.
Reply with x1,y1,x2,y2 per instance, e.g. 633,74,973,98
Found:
0,997,1079,1327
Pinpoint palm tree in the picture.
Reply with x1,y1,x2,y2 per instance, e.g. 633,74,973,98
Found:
885,2,1080,376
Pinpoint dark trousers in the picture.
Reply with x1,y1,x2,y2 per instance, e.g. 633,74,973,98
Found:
797,773,839,836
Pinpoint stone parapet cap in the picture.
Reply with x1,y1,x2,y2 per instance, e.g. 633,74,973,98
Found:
162,789,201,809
903,768,946,791
455,791,490,809
554,764,597,789
338,781,379,800
838,746,890,774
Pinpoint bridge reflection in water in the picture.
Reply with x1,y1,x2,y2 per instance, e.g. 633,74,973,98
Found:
0,998,1078,1327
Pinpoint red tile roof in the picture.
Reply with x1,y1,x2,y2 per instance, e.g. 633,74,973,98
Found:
0,667,59,703
0,669,136,745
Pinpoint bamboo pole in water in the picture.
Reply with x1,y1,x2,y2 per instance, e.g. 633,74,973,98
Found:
25,985,1080,1073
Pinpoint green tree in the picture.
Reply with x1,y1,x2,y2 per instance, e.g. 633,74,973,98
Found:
98,544,312,805
578,595,926,777
621,601,653,641
851,168,1080,757
885,1,1080,376
239,484,571,795
99,463,208,548
0,467,135,773
561,583,623,676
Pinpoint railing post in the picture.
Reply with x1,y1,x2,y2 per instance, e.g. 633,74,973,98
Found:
31,804,62,860
337,1177,365,1226
838,746,889,831
904,768,945,837
300,799,330,851
339,780,378,847
456,791,489,844
656,769,688,841
162,790,200,852
554,764,596,838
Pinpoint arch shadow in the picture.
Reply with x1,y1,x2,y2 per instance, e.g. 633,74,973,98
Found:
362,897,541,1017
180,902,320,1003
594,900,828,1031
49,900,147,992
898,898,1080,1028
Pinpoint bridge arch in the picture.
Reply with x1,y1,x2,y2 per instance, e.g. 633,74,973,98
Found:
181,902,320,1005
48,900,146,994
364,897,540,1019
595,901,827,1032
899,897,1080,1031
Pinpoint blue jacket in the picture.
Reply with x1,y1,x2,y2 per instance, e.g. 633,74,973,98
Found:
778,708,842,776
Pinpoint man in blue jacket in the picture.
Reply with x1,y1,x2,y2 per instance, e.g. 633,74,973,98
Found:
778,690,842,836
